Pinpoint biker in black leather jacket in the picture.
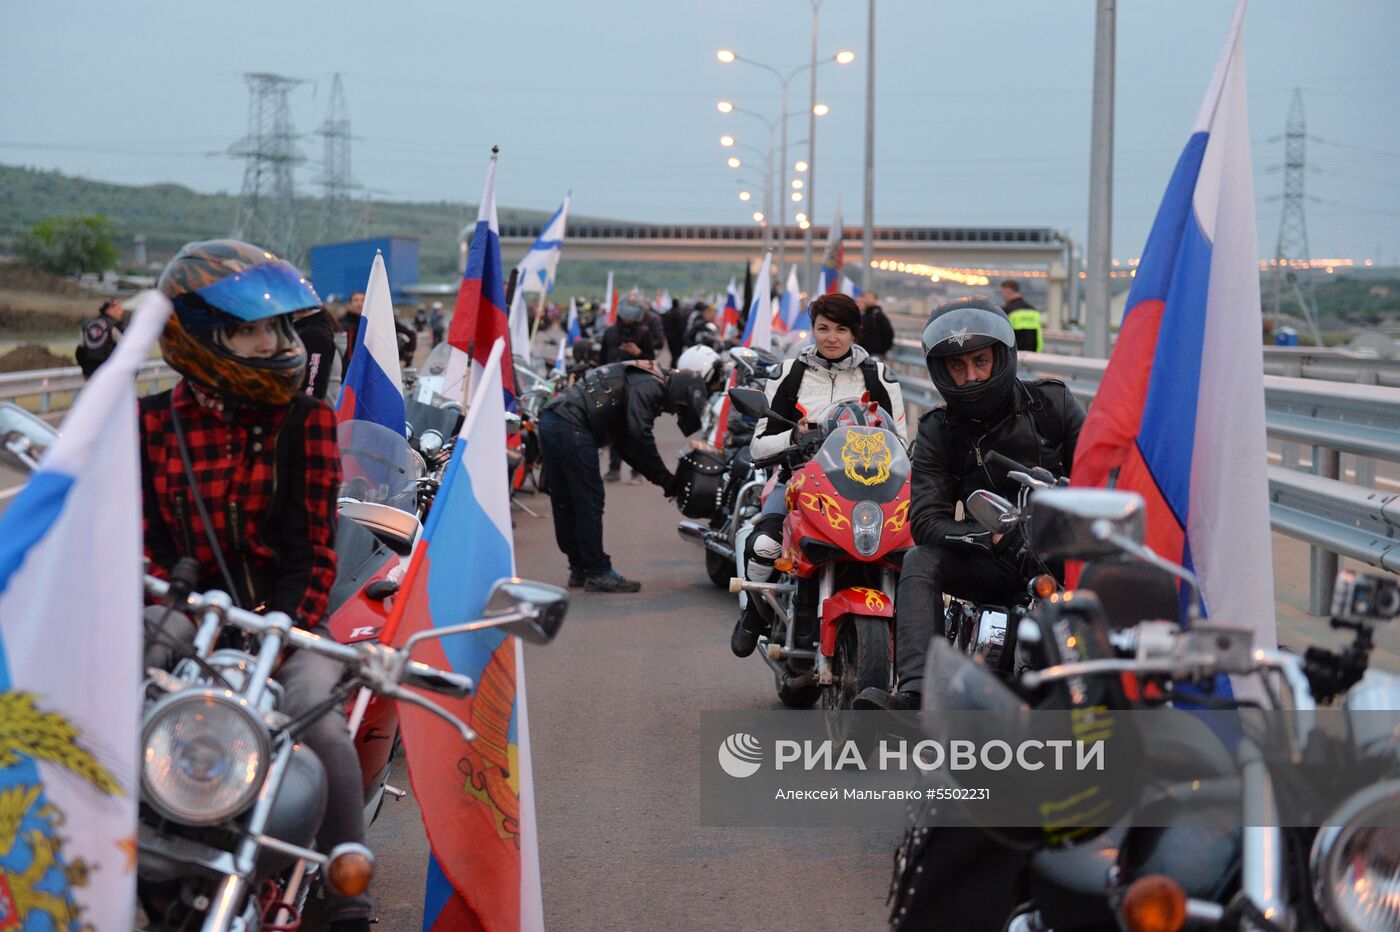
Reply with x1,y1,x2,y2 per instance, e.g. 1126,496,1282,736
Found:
856,298,1084,712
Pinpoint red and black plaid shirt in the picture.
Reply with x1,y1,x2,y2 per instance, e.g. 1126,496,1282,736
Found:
140,381,341,626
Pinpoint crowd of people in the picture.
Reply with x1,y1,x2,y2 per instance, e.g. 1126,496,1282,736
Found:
68,237,1051,926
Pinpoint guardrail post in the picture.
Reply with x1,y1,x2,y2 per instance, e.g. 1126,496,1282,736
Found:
1309,445,1342,615
1354,453,1376,489
39,391,51,414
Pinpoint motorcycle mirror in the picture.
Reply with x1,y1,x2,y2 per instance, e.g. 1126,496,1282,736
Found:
483,577,569,645
965,490,1015,533
727,387,799,431
0,403,58,473
504,413,523,436
1028,488,1145,561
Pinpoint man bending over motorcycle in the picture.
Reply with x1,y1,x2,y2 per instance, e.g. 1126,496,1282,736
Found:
140,240,372,931
854,297,1084,712
731,293,906,657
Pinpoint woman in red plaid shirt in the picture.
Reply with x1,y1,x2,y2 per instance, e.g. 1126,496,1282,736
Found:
141,239,372,931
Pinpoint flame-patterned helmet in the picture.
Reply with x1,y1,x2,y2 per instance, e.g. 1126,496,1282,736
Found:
157,240,318,406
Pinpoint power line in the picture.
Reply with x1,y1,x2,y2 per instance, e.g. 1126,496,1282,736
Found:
229,72,307,261
1267,88,1323,345
315,73,359,244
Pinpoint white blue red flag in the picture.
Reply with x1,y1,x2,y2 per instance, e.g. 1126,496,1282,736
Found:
515,193,570,295
778,264,803,332
721,276,740,340
382,338,544,932
336,251,406,433
739,253,773,354
839,273,862,298
444,149,517,411
0,290,172,929
553,298,581,374
508,285,532,366
601,271,618,326
820,200,844,295
1070,0,1275,666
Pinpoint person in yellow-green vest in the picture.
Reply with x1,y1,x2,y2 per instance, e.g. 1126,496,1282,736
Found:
1001,278,1042,353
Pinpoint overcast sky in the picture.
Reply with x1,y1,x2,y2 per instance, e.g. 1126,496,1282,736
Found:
2,0,1397,262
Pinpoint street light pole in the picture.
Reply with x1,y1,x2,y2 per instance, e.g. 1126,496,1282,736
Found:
779,80,790,282
805,0,820,294
1085,0,1116,358
861,0,876,291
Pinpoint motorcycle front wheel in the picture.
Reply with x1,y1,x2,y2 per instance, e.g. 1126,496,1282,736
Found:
822,615,892,711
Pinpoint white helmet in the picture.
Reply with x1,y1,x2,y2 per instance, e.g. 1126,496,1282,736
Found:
675,344,724,394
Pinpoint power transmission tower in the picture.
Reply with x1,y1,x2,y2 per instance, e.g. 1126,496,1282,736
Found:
1267,88,1323,346
230,72,306,261
316,73,359,244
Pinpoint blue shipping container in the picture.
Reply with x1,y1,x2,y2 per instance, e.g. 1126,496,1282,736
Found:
308,237,421,304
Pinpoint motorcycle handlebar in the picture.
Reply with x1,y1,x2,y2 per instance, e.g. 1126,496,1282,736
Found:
985,450,1059,487
144,575,474,701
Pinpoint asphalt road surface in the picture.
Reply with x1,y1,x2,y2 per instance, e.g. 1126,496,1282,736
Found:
364,419,901,929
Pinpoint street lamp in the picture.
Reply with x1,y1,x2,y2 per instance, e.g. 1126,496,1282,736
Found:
716,100,734,113
739,191,752,202
727,156,742,169
717,41,853,286
791,192,803,202
794,160,809,173
720,134,735,147
717,100,779,254
792,179,804,190
812,103,830,116
753,211,766,223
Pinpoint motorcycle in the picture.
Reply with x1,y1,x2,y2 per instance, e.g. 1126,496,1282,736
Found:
136,570,566,930
944,451,1067,677
891,485,1400,932
676,346,784,589
0,402,58,472
724,387,913,710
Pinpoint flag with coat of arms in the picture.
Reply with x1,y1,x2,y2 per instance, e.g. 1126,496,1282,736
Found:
0,290,174,930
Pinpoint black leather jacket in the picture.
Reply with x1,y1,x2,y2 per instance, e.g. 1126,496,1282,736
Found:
544,363,675,491
909,379,1084,552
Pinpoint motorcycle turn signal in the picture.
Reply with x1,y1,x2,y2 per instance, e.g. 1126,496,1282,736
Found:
326,843,375,897
1029,574,1058,599
1119,874,1187,932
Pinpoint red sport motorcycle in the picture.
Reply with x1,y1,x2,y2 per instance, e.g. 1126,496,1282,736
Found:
727,389,913,710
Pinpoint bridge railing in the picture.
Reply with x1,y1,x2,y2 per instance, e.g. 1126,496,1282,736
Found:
886,341,1400,615
0,361,176,414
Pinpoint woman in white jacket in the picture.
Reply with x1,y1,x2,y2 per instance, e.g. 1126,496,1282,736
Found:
732,293,907,657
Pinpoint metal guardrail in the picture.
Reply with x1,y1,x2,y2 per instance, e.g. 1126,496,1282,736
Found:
0,361,176,413
885,341,1400,615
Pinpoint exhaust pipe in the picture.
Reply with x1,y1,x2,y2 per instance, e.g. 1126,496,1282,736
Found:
677,520,708,543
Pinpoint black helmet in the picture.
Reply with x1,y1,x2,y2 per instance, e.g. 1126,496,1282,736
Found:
922,297,1018,421
666,370,708,437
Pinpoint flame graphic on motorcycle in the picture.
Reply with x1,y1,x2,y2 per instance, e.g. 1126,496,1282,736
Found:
884,499,911,534
851,587,888,611
800,492,849,530
841,430,893,487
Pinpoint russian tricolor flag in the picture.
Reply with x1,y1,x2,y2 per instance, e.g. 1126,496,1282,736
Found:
713,255,774,447
721,276,740,340
444,149,517,411
778,263,803,332
336,251,406,433
382,338,544,931
1070,0,1276,662
0,291,173,928
820,200,844,295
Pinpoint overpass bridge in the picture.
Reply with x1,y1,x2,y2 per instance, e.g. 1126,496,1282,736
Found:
492,222,1068,269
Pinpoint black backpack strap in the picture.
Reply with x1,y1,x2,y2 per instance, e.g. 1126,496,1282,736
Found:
763,360,809,435
859,358,894,416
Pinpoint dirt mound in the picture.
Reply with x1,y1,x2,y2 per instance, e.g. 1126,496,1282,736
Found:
0,343,73,373
0,262,93,297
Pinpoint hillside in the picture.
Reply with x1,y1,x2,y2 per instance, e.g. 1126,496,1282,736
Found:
0,164,736,293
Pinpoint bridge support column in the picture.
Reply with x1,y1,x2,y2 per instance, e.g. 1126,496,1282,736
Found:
1044,259,1067,331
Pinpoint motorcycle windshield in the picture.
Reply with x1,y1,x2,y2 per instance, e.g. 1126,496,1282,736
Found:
0,402,58,467
405,397,462,444
813,426,910,505
338,419,423,513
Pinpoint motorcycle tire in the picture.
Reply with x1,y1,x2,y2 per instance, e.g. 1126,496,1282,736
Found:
777,681,821,708
706,548,733,589
822,615,892,711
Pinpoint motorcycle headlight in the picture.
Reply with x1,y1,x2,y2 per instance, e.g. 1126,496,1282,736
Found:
419,429,444,457
852,500,883,557
142,690,269,826
1312,779,1400,932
